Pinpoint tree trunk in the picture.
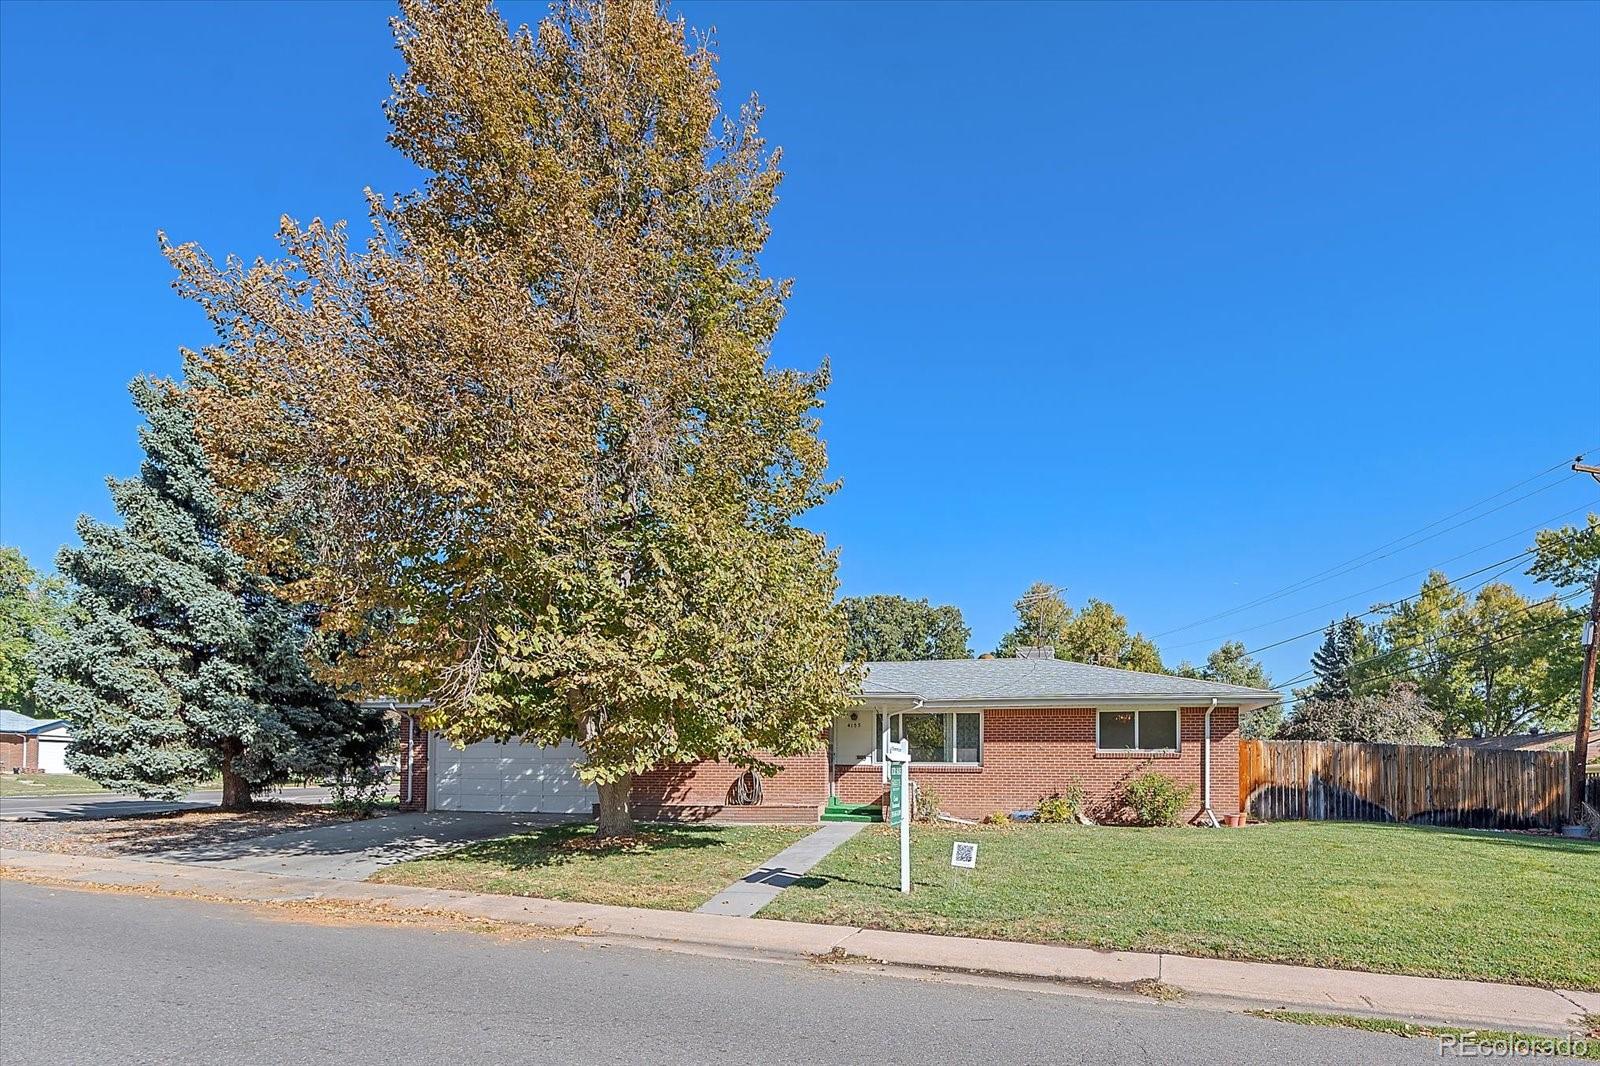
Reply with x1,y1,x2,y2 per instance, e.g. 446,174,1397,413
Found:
594,773,635,840
219,738,252,811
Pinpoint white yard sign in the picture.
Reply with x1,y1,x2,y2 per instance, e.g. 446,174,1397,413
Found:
950,841,978,869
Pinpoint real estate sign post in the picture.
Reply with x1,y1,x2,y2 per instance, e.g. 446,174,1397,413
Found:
886,740,911,893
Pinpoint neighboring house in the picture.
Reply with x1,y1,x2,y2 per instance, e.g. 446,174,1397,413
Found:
390,659,1279,824
0,709,73,774
1450,730,1600,765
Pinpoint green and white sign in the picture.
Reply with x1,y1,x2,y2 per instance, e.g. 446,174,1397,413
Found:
884,739,911,893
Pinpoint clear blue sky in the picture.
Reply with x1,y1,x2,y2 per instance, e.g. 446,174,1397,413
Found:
2,1,1597,685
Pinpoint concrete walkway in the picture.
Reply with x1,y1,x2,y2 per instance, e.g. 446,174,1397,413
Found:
3,846,1595,1037
696,821,865,917
151,811,579,880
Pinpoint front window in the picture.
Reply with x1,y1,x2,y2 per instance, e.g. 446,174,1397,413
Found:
1097,709,1180,752
874,711,981,764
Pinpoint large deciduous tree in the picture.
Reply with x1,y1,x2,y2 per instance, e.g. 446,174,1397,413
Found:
1369,557,1587,736
995,583,1164,671
840,595,971,662
164,0,854,836
0,546,67,716
1527,516,1600,592
1177,640,1277,737
32,379,387,807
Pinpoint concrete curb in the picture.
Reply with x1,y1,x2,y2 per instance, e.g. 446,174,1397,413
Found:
4,846,1596,1036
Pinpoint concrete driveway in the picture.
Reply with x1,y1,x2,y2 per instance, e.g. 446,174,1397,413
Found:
0,786,336,821
152,811,578,880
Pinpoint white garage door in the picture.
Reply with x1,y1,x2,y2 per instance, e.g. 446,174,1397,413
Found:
430,736,596,814
36,737,70,774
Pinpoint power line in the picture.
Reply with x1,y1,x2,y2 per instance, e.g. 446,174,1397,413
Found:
1154,453,1593,640
1259,603,1588,717
1158,475,1573,637
1270,586,1587,694
1229,522,1599,658
1237,554,1533,658
1267,586,1592,699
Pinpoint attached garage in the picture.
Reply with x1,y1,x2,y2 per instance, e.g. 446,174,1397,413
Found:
428,736,596,814
35,733,70,774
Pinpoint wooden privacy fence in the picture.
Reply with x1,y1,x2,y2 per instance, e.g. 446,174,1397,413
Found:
1240,739,1571,830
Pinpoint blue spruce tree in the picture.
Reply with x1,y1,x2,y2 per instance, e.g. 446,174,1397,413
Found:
33,378,387,808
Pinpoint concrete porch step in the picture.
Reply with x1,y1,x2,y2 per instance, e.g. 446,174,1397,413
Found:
821,800,881,823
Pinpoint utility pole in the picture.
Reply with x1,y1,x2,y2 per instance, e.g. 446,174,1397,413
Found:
1570,461,1600,827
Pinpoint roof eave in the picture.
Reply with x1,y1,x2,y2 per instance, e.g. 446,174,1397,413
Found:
910,694,1281,710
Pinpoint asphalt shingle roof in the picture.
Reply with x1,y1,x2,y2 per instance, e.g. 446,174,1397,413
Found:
861,658,1277,704
0,708,66,734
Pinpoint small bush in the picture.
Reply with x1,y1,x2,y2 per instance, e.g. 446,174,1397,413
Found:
329,765,389,819
913,782,942,822
1122,772,1193,827
983,809,1012,827
1036,784,1085,824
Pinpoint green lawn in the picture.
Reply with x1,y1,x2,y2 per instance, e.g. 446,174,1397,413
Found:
0,773,108,797
758,821,1600,990
369,822,813,911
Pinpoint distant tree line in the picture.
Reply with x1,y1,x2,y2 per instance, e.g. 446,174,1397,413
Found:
839,518,1597,744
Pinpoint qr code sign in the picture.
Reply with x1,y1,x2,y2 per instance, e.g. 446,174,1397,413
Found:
950,841,978,869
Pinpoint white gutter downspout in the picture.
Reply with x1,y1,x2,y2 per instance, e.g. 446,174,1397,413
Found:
1201,698,1221,828
403,713,416,806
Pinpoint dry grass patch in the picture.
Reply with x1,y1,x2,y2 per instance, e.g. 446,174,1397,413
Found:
0,804,365,857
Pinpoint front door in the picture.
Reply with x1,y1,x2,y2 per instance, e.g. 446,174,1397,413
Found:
829,711,878,798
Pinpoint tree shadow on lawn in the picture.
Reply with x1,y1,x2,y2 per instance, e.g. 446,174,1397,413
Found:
13,803,358,858
1320,821,1600,857
447,821,752,870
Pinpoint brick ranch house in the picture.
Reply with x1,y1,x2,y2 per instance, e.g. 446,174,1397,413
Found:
0,708,73,775
390,659,1279,824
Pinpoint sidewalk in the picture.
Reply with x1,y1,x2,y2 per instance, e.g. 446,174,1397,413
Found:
3,845,1595,1037
697,822,864,917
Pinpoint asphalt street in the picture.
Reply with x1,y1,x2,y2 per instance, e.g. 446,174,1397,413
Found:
0,882,1518,1066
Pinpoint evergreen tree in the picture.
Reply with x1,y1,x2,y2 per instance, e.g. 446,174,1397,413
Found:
1307,615,1365,703
995,583,1072,658
33,379,386,808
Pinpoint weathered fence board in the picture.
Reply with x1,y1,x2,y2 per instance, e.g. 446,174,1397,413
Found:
1240,739,1571,830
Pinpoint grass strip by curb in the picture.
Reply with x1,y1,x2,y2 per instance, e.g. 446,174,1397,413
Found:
1248,1009,1600,1060
0,867,581,942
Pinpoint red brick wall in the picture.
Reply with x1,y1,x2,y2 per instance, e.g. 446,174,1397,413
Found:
833,707,1241,823
632,752,829,813
397,716,429,811
0,734,29,773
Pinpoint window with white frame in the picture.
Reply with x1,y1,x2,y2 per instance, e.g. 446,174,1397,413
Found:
874,711,981,764
1096,709,1180,752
